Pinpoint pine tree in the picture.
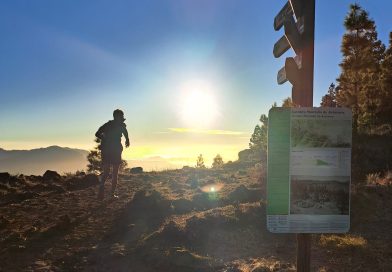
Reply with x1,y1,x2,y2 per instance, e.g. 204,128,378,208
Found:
249,124,262,150
321,83,338,107
196,154,206,168
249,114,268,152
336,4,385,133
282,97,296,107
248,103,279,161
212,154,224,169
258,114,268,152
379,32,392,133
86,137,128,174
87,138,102,174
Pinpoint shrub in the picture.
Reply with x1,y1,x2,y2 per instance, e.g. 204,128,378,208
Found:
212,154,224,169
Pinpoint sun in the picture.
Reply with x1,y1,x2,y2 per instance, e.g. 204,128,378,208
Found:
179,80,219,127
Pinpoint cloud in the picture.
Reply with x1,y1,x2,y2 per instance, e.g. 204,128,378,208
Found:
168,128,246,135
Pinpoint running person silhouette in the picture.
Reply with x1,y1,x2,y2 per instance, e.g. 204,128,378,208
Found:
95,109,130,199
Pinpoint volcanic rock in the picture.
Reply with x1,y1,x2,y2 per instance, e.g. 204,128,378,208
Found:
43,170,61,181
0,172,11,183
130,167,143,174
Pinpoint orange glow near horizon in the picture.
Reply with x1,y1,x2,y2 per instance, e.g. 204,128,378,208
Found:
122,142,246,167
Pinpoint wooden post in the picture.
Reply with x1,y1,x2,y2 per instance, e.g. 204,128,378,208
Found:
296,233,311,272
292,1,315,272
273,1,316,270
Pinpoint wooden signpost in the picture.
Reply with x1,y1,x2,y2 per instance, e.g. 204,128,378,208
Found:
272,1,316,271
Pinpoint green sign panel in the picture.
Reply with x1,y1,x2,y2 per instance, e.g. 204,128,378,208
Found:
267,107,352,233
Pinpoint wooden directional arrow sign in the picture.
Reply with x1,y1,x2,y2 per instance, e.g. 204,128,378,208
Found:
273,35,290,58
277,66,288,85
274,17,304,58
283,15,302,55
276,54,302,85
285,57,301,86
274,2,293,31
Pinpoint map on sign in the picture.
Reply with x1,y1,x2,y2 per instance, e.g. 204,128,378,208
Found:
267,107,352,233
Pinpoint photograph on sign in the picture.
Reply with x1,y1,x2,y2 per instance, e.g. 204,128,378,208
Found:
290,175,350,215
267,107,352,233
291,119,351,148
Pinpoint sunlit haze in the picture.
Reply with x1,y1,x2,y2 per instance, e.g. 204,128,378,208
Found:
178,79,220,128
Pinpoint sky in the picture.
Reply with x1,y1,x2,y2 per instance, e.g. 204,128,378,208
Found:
1,0,391,167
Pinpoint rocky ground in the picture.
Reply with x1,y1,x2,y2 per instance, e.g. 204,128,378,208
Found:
0,167,391,271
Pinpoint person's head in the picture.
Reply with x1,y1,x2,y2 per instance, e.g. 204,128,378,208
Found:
113,109,126,123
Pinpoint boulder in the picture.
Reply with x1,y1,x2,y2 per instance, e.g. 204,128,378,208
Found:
238,149,253,161
0,172,11,183
84,174,99,185
226,185,262,204
0,172,19,185
43,170,61,181
76,171,86,176
130,167,143,174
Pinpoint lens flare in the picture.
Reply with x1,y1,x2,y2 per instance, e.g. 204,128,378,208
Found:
201,183,223,193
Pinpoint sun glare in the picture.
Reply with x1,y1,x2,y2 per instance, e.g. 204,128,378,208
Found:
179,80,219,127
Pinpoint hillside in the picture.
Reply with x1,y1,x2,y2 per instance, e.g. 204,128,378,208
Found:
1,167,391,271
0,146,88,175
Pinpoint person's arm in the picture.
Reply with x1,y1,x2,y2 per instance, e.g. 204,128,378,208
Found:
95,123,107,140
122,125,130,148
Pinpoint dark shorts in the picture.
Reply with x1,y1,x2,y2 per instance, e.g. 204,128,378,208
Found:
101,146,123,165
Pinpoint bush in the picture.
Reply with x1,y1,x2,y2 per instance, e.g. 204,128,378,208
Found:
212,154,224,169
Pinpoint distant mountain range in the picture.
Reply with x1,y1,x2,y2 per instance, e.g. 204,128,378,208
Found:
0,146,181,175
0,146,89,175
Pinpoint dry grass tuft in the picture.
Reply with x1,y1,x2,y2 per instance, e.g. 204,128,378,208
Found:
319,234,367,249
366,172,381,185
231,257,295,272
366,171,392,186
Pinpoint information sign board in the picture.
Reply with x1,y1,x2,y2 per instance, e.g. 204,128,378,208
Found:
267,107,352,233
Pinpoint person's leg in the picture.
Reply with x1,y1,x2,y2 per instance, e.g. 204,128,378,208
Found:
98,164,110,199
111,163,120,196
